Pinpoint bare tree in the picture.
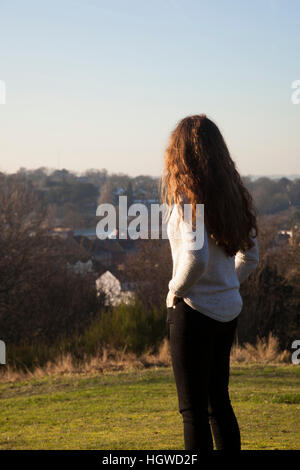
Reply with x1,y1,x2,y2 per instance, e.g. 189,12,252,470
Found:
125,238,172,309
0,175,102,345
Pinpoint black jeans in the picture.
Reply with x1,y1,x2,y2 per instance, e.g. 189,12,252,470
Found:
166,298,241,451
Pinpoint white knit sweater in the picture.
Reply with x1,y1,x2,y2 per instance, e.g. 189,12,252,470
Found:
166,203,259,322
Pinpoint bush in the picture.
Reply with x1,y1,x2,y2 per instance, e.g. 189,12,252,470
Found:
4,296,169,370
237,261,299,349
76,295,168,357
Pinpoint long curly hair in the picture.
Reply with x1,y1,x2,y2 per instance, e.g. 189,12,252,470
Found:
160,114,258,257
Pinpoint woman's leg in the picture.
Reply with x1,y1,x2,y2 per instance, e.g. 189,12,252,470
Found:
208,316,241,450
167,299,216,451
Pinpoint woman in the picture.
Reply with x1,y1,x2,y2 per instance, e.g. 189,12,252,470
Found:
161,114,259,451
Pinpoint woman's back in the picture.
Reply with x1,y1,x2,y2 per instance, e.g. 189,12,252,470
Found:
167,203,259,322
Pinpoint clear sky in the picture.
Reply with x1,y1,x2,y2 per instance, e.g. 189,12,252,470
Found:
0,0,299,177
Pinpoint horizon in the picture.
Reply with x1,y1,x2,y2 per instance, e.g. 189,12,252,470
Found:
2,166,300,182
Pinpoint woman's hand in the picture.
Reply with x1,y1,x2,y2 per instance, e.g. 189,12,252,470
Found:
166,290,182,308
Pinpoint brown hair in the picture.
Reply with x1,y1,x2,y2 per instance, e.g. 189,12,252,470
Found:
160,114,258,256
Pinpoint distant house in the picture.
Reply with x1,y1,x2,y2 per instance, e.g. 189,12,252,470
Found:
73,234,137,267
95,270,135,306
113,187,126,196
277,229,298,246
67,259,94,276
76,176,88,183
74,236,126,267
74,227,120,240
132,197,159,207
277,230,292,244
50,227,74,239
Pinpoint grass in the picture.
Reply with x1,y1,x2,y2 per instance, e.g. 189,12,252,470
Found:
0,363,299,450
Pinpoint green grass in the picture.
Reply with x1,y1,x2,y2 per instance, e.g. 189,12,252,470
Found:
0,364,299,450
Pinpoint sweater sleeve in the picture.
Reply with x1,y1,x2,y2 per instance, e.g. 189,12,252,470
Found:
235,235,259,284
168,207,209,297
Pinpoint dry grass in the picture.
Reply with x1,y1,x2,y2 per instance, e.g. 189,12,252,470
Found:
0,339,172,384
231,333,291,364
0,334,291,384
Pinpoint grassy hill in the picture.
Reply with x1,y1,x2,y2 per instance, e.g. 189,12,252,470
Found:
0,364,299,450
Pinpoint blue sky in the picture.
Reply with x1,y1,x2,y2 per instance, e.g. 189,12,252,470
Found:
0,0,299,177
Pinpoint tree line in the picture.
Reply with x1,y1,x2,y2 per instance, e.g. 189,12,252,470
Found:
0,171,299,370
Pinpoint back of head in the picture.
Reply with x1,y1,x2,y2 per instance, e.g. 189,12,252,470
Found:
161,114,258,256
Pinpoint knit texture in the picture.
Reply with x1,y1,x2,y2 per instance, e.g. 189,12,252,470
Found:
167,203,259,322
